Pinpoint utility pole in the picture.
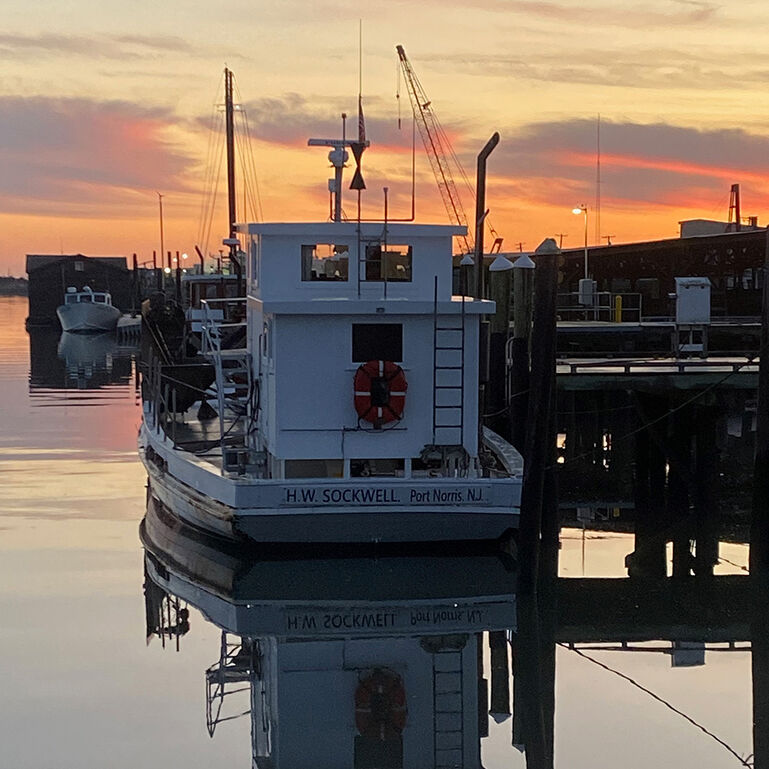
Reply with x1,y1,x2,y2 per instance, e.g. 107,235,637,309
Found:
156,192,164,268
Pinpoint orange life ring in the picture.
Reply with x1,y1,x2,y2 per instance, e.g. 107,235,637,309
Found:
354,668,407,740
353,360,407,427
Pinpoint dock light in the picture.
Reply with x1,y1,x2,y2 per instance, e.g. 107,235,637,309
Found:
572,204,589,279
460,253,474,266
163,266,171,274
182,252,189,260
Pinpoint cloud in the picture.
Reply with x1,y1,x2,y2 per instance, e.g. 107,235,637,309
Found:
0,33,194,61
418,45,769,91
0,96,196,216
485,0,720,26
223,93,416,152
488,118,769,210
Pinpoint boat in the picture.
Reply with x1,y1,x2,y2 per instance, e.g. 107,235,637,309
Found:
138,107,523,545
56,285,122,333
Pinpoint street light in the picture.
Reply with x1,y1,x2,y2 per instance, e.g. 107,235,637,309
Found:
156,192,165,268
572,205,588,279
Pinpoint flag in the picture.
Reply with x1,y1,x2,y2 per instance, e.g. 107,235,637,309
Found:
358,94,366,143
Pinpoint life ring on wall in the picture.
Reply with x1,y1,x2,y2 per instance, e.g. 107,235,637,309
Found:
354,668,407,740
353,360,408,427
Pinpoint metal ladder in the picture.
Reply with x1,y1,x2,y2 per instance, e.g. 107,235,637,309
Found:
432,276,466,447
205,632,258,737
433,648,465,769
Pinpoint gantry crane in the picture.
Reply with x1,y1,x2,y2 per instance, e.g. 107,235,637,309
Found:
396,45,501,255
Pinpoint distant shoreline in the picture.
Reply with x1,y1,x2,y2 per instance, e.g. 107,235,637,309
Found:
0,277,28,296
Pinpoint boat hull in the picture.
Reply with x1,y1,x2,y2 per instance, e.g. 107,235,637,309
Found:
56,302,121,332
140,425,520,545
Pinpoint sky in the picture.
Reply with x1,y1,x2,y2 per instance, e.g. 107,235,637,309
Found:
3,0,769,275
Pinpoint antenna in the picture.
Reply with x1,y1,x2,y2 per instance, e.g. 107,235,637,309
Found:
555,233,567,249
602,235,614,246
595,113,601,245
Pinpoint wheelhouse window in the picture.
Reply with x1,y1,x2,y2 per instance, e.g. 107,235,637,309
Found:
301,243,349,281
362,244,412,282
94,295,106,303
352,323,403,362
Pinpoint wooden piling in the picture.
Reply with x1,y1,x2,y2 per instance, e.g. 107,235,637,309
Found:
489,630,510,719
751,226,769,767
515,238,558,769
694,403,719,577
510,256,534,454
518,240,559,596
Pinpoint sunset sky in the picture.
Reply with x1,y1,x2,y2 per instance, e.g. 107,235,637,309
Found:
3,0,769,275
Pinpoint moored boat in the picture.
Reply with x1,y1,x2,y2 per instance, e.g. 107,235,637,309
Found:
138,120,523,545
56,285,122,333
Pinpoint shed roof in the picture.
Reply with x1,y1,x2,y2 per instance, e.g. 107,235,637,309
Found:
26,254,128,273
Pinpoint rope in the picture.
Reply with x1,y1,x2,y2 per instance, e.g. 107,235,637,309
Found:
561,644,753,767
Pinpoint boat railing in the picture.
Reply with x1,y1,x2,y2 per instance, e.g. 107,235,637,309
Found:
482,426,524,477
556,291,643,323
199,299,247,355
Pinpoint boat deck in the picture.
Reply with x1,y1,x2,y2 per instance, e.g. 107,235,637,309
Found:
153,404,240,476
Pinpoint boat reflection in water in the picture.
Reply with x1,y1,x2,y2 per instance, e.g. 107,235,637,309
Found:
141,495,517,769
28,327,135,393
142,490,767,768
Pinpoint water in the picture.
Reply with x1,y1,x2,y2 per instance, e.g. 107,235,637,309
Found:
0,296,755,768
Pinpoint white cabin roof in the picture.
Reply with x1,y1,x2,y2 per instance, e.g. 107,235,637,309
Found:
240,221,467,238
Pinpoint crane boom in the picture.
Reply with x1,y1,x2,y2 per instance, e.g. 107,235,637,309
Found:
397,45,473,254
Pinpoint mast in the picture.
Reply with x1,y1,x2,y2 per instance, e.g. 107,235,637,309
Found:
225,67,237,238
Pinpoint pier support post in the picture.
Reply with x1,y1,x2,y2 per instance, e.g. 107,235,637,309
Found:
694,401,719,577
515,238,558,769
510,254,535,454
629,394,668,578
668,405,693,577
750,227,769,768
489,630,510,721
488,262,513,439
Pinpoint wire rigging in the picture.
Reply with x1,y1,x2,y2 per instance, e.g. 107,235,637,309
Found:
561,644,753,767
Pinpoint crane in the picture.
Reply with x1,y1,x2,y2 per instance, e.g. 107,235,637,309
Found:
396,45,501,255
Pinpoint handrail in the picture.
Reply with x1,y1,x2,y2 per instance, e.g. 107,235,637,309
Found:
556,291,643,323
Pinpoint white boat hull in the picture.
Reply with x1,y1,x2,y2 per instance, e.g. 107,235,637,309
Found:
56,301,121,333
139,423,520,544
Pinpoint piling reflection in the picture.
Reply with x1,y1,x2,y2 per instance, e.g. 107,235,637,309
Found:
140,494,764,768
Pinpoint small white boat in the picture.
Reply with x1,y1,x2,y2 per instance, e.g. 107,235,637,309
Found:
56,286,122,333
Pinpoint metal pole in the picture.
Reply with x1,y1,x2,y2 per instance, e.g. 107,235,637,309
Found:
225,68,237,238
474,133,500,299
583,208,588,279
157,192,164,266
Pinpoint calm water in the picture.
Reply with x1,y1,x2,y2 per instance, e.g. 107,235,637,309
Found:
0,295,754,768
